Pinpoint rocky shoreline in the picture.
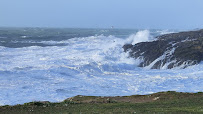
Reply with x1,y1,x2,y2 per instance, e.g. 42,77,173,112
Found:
123,29,203,69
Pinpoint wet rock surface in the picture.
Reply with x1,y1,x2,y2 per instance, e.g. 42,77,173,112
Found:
123,29,203,69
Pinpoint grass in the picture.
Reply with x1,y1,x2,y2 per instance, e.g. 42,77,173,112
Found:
1,91,203,114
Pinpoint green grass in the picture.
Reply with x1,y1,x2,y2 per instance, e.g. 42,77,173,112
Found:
1,91,203,114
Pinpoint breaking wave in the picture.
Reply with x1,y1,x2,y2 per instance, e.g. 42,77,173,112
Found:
125,30,154,45
0,29,203,105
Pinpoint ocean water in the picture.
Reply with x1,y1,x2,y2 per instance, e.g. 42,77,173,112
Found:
0,28,203,106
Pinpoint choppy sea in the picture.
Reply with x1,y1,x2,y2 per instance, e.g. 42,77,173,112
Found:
0,28,203,105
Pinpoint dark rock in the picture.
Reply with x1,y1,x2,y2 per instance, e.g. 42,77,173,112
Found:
123,29,203,69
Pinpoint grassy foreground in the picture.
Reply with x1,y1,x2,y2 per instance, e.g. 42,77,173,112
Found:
1,91,203,114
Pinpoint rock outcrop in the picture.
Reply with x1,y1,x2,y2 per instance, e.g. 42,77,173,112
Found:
123,29,203,69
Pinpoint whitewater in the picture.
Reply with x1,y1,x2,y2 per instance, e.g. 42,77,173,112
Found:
0,28,203,105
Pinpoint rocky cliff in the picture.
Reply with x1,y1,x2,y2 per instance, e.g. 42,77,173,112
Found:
123,29,203,69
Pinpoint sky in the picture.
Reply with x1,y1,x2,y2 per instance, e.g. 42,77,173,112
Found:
0,0,203,29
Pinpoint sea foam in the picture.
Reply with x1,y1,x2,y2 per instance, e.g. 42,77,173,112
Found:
0,30,203,105
125,30,154,45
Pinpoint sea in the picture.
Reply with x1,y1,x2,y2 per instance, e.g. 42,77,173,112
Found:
0,28,203,105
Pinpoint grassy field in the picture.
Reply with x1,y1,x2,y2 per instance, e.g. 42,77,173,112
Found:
1,91,203,114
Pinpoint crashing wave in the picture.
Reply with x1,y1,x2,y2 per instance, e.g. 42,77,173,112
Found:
123,29,203,69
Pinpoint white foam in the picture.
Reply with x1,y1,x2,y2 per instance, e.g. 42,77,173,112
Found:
0,37,7,39
21,36,28,38
157,30,175,35
125,30,153,45
144,47,176,69
0,31,203,106
0,35,138,72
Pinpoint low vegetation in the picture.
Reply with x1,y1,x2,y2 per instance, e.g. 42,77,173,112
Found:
1,91,203,114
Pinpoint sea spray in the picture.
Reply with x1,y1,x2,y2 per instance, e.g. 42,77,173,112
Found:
125,30,154,45
1,28,203,106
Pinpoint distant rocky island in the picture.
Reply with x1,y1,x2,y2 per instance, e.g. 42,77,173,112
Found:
123,29,203,69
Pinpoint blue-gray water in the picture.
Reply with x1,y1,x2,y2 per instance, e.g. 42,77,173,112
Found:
0,28,164,48
1,28,203,106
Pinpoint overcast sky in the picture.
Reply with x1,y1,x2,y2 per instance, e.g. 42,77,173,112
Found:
1,0,203,29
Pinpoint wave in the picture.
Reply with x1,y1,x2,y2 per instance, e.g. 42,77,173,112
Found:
157,30,175,35
1,30,203,105
124,29,203,70
125,30,154,45
0,35,137,71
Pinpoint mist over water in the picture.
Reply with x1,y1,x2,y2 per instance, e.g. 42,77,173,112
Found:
0,28,203,106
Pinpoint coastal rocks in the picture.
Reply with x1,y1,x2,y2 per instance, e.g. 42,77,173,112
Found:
123,29,203,69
